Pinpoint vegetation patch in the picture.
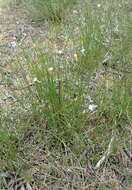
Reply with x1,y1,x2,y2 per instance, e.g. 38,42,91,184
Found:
0,0,131,189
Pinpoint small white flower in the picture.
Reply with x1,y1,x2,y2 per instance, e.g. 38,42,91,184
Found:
57,50,64,55
33,77,41,83
16,21,20,25
80,48,85,54
88,104,98,111
9,41,17,47
48,67,54,72
97,4,101,8
73,10,78,14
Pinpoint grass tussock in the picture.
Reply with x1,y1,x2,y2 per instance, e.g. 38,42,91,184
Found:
23,0,76,23
0,0,132,189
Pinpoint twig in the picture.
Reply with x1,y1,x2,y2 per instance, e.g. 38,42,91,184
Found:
95,133,116,170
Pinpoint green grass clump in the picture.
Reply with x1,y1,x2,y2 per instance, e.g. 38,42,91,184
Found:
75,4,104,78
20,51,86,145
19,0,132,153
0,120,21,171
24,0,76,22
8,0,131,154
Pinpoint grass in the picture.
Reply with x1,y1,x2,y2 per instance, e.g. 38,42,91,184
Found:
23,0,76,23
0,0,131,189
0,0,10,7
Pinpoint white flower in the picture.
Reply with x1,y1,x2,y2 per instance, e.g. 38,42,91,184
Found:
80,48,85,54
9,41,16,47
48,67,54,72
73,10,78,14
16,21,19,25
33,77,41,83
88,104,98,111
97,4,101,8
57,50,64,55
